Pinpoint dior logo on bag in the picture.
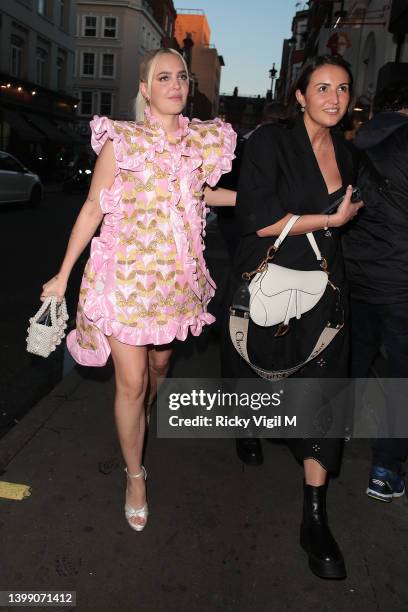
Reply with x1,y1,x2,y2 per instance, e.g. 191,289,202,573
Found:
26,296,69,358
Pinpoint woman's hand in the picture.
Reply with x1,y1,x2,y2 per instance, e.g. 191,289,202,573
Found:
330,185,364,227
40,275,67,303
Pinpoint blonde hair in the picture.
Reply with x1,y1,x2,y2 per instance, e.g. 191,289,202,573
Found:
135,48,189,122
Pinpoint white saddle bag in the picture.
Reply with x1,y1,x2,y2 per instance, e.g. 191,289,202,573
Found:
229,215,343,380
248,215,328,328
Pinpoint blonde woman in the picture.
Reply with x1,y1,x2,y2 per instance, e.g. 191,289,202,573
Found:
41,49,236,531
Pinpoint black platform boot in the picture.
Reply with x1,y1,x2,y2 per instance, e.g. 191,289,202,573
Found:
300,483,346,579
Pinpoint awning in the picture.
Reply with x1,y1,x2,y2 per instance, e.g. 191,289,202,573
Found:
0,108,45,142
55,120,84,144
23,113,71,144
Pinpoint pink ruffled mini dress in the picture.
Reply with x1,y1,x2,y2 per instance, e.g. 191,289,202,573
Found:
66,109,236,366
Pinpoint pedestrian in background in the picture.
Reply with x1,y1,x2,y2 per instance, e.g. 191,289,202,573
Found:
223,55,363,579
40,48,236,532
216,102,287,264
343,81,408,503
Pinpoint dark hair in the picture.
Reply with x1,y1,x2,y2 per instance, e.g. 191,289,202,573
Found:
373,81,408,114
288,54,354,117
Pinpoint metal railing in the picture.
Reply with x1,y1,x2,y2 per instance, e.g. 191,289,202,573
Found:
176,8,205,15
220,93,264,99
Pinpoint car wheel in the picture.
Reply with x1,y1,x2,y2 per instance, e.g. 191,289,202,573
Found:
28,185,42,207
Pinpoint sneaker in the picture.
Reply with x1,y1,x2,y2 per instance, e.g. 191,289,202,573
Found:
366,465,405,502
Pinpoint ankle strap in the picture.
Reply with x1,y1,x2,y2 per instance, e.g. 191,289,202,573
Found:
124,465,147,479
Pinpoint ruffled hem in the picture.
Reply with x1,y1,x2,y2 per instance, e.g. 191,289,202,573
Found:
66,312,215,367
66,329,111,367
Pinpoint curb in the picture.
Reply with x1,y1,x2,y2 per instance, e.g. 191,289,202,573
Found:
0,368,83,472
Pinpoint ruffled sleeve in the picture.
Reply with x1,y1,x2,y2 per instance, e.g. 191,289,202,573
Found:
200,118,237,187
90,115,117,155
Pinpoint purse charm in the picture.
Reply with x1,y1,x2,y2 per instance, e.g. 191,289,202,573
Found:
26,296,69,358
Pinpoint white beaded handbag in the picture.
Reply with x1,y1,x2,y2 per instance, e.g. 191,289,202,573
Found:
26,296,69,358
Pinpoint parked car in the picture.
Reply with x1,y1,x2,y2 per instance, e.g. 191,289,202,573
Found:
63,153,94,194
0,151,43,206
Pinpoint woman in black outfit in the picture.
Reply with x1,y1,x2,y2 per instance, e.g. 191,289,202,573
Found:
223,56,363,579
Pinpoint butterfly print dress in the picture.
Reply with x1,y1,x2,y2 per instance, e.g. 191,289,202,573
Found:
66,109,236,366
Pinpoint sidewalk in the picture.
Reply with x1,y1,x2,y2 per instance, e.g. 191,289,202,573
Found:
0,220,407,611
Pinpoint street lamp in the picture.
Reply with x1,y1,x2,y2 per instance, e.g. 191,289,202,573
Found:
269,63,277,99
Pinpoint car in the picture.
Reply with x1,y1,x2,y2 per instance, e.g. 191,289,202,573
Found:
0,150,43,206
63,153,94,194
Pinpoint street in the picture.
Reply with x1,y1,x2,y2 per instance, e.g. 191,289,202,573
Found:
0,189,86,438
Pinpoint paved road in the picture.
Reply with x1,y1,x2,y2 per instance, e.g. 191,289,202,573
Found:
0,189,85,437
0,207,407,611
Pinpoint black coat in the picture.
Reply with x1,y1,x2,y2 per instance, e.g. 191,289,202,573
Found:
342,112,408,303
233,115,358,284
223,115,359,379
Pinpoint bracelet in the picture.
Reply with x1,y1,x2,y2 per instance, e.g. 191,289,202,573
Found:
323,215,330,231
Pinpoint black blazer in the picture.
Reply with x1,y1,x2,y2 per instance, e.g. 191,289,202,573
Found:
233,115,359,282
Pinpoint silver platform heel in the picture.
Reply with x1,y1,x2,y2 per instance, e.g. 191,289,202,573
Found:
124,466,148,532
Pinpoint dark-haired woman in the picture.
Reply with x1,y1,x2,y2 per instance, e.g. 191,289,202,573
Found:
223,55,363,579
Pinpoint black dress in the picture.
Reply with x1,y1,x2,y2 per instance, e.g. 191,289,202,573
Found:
222,116,359,472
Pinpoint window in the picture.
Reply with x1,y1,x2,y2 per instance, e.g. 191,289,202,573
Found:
0,153,24,173
100,92,112,115
37,0,52,18
10,35,23,77
103,17,117,38
36,48,47,85
164,14,173,36
101,53,114,78
58,0,65,28
79,91,93,115
82,52,95,77
84,16,97,37
57,55,65,90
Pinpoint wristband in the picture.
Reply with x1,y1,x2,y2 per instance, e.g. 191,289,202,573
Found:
323,215,330,231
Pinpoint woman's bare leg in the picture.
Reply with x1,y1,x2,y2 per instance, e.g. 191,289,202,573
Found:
108,336,149,528
146,345,172,420
304,459,327,486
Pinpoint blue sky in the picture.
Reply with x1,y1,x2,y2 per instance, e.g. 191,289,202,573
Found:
175,1,305,96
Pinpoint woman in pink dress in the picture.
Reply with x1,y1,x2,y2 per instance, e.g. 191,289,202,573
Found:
41,48,236,531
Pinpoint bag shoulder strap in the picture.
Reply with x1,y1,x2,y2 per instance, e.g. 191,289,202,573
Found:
274,215,323,262
229,311,343,380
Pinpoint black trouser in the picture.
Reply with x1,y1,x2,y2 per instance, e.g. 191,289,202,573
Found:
351,299,408,473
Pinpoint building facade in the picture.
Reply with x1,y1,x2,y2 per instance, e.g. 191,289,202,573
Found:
74,0,165,127
313,0,408,108
277,0,408,111
0,0,79,175
219,91,266,136
175,9,224,118
147,0,177,48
